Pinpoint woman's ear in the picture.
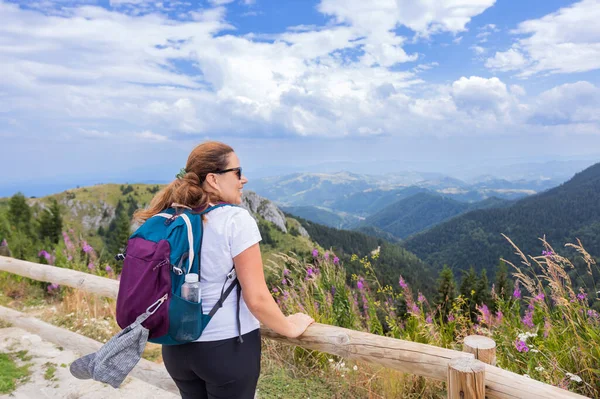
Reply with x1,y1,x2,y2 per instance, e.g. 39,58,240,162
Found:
203,173,220,195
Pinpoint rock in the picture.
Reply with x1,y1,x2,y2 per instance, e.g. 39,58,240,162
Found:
242,192,287,233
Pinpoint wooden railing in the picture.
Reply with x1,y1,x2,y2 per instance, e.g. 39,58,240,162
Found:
0,256,586,399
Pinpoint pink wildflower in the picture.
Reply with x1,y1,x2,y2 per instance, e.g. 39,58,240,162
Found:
522,309,534,328
312,249,318,258
515,340,529,353
447,314,455,322
398,276,408,289
417,292,425,303
333,256,340,265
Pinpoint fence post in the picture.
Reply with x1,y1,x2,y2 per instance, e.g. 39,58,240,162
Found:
463,335,497,366
447,357,486,399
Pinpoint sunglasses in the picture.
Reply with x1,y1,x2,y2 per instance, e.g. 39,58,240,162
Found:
213,167,242,180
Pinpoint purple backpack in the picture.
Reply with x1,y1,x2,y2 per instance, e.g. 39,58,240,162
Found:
115,204,243,345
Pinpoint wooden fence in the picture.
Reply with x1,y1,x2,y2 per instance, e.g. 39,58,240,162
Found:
0,256,587,399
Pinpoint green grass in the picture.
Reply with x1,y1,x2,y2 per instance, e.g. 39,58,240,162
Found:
257,368,339,399
0,352,31,394
43,362,57,381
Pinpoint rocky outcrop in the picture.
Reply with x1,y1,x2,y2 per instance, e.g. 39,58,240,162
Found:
242,191,287,233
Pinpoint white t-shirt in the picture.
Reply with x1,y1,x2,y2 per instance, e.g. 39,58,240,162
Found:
194,206,262,341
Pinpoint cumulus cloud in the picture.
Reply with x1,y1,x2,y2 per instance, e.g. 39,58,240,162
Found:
450,76,520,122
486,0,600,76
529,81,600,125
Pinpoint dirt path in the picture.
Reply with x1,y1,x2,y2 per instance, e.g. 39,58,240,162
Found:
0,327,179,399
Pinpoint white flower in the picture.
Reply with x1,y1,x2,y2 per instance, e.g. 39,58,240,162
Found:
566,373,583,383
328,359,334,363
517,332,537,341
340,362,345,368
353,365,358,371
530,349,539,353
535,366,544,372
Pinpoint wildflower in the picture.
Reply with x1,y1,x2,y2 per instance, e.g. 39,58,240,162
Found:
544,318,551,338
88,262,95,270
1,239,7,246
477,304,492,325
281,278,287,285
447,314,455,322
333,256,340,265
577,292,587,301
417,292,425,303
272,287,279,293
353,365,358,371
522,309,534,328
324,251,329,260
306,267,314,278
398,276,408,290
105,265,112,273
357,278,365,291
328,359,334,363
517,331,537,341
38,250,54,263
513,282,522,299
425,314,433,324
312,249,318,258
566,373,582,383
82,241,94,254
534,292,545,302
47,283,60,292
515,340,529,353
283,269,290,276
535,366,545,372
496,310,503,324
542,250,554,256
331,286,336,296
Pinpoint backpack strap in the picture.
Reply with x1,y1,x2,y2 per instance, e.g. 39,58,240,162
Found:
208,265,244,343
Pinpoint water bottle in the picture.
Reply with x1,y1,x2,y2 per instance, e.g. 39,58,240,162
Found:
181,273,201,303
175,273,201,341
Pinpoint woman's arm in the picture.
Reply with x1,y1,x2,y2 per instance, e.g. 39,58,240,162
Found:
234,243,313,338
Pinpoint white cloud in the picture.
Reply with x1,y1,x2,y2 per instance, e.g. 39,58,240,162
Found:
486,0,600,76
471,45,486,55
209,0,235,5
529,81,600,125
451,76,520,121
135,130,169,141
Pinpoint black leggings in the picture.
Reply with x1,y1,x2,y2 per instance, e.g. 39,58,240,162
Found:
162,329,261,399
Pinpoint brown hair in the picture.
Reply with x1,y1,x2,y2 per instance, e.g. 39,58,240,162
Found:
133,141,234,222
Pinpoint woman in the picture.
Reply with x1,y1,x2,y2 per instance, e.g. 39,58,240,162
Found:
133,141,314,399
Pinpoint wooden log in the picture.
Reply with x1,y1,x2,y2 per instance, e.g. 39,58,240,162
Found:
0,256,119,299
0,257,588,398
447,357,486,399
0,305,177,395
463,335,497,366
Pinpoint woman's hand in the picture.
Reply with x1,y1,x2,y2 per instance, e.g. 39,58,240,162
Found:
284,313,315,338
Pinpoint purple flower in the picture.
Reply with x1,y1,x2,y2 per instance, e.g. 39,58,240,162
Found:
417,292,425,303
333,256,340,265
105,265,112,273
312,249,318,258
82,241,94,254
496,310,503,324
399,276,408,290
357,278,364,291
534,292,545,302
522,309,534,328
281,278,287,285
283,269,290,276
272,287,279,293
513,283,522,299
38,250,54,264
62,232,74,250
515,339,529,353
542,250,554,256
88,262,95,270
426,314,433,324
478,304,492,325
47,283,59,292
324,251,329,260
306,267,314,278
331,286,336,296
1,239,7,247
447,314,455,322
577,292,587,301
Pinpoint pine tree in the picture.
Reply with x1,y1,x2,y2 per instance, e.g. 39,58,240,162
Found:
38,199,62,244
475,269,492,308
494,260,511,302
435,265,456,320
106,201,131,260
459,267,477,321
8,193,33,234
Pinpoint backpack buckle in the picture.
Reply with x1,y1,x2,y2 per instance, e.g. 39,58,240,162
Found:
173,266,184,275
227,269,236,280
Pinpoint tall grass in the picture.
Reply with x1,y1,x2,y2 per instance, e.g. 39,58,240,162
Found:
2,232,598,397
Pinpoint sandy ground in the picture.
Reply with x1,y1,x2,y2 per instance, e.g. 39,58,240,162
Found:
0,327,179,399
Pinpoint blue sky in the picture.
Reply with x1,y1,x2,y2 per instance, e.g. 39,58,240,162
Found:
1,0,600,195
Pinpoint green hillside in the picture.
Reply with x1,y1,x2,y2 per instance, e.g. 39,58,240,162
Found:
359,192,510,239
403,161,600,278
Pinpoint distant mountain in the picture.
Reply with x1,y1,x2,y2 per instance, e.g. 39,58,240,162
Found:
281,206,361,229
402,162,600,277
247,171,555,216
358,193,510,239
